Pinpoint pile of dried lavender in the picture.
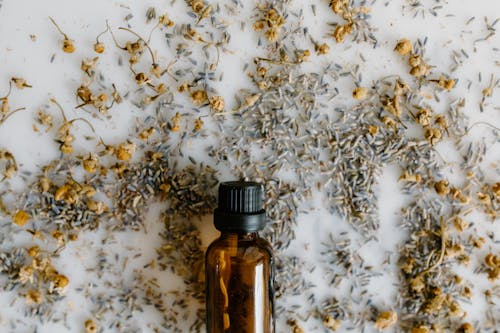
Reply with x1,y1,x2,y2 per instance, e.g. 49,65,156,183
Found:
0,0,498,332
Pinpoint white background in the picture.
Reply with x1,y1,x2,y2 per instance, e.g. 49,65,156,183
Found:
0,0,499,332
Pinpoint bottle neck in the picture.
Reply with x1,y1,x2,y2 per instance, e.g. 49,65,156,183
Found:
219,231,259,241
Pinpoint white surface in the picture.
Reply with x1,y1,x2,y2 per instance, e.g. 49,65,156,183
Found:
0,0,499,332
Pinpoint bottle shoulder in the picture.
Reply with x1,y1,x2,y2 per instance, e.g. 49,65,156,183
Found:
206,234,273,263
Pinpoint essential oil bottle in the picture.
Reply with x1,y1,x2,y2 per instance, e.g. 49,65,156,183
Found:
205,181,275,333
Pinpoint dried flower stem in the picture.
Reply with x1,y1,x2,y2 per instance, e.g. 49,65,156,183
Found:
118,27,157,64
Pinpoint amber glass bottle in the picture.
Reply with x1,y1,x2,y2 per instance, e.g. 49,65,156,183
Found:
205,181,275,333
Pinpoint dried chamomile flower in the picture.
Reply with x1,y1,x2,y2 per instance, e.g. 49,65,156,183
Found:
484,254,499,268
265,28,279,42
194,117,204,132
11,77,32,89
186,28,205,43
134,72,150,85
256,80,269,91
458,255,471,267
125,40,143,55
62,39,76,53
1,96,9,114
382,96,401,117
159,14,174,27
150,63,163,78
116,142,136,162
39,176,51,192
60,141,74,154
323,315,341,330
352,86,368,100
37,110,53,131
139,127,155,140
68,233,78,241
296,49,311,63
450,187,469,204
80,185,97,198
456,323,474,333
50,274,69,293
381,116,396,128
51,230,65,246
329,0,348,14
87,200,106,215
25,289,42,305
52,98,99,151
471,237,486,248
411,326,430,333
408,54,421,67
333,24,353,43
453,217,468,233
410,64,429,77
12,210,30,227
399,171,422,183
85,319,98,333
198,4,213,20
406,54,431,77
0,149,18,181
83,154,99,173
423,287,447,314
18,265,34,284
416,108,431,126
159,183,171,193
409,275,425,293
434,179,450,196
77,84,92,105
434,114,448,132
491,182,500,197
446,243,464,258
191,89,208,106
253,20,265,31
190,0,205,14
209,95,225,112
54,183,78,204
27,245,40,257
367,125,379,135
91,26,108,53
32,256,50,271
432,76,455,91
170,112,182,132
374,311,398,330
476,192,491,205
287,319,304,333
81,57,99,76
111,84,122,104
394,79,409,95
482,81,493,97
394,39,412,55
315,42,330,55
177,82,190,93
253,67,266,81
424,127,442,145
94,42,105,54
265,8,284,27
49,17,75,53
259,7,284,42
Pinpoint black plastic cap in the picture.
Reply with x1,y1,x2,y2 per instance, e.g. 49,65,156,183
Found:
214,181,266,233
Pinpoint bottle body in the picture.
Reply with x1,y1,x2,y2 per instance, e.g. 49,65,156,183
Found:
206,232,274,333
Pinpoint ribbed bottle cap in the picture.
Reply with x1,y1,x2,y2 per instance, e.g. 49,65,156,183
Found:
214,181,266,233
